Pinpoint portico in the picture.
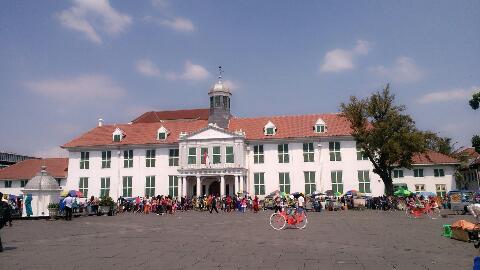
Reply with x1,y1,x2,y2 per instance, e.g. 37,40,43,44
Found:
177,168,247,198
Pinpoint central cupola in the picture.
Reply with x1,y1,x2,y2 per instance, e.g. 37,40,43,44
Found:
208,66,231,129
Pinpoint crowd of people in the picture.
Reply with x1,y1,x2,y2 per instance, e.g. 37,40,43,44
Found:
116,194,263,215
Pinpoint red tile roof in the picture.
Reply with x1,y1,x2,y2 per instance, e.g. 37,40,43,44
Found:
458,147,480,159
0,158,68,180
412,150,459,165
228,113,352,140
63,113,352,148
132,109,210,123
63,120,209,148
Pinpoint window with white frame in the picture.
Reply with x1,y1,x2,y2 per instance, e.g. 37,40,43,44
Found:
304,171,316,195
188,148,197,165
358,170,371,193
303,142,314,162
331,171,343,194
413,169,424,177
157,126,168,140
225,146,234,163
20,180,28,188
415,184,425,192
434,168,445,177
79,177,88,197
279,172,290,194
101,151,111,169
112,128,124,142
146,149,156,167
393,169,404,178
124,150,133,168
169,176,178,197
329,142,341,161
254,173,265,195
213,146,221,164
278,144,289,163
122,176,132,197
356,143,368,160
80,151,89,169
436,184,446,197
4,180,12,188
314,118,326,133
169,149,179,166
100,177,110,197
264,121,276,136
145,176,155,197
253,145,264,164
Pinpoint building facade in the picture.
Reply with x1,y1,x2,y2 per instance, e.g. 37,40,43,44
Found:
0,158,68,196
61,73,459,199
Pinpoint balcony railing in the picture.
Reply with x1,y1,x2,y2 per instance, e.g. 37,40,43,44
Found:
180,163,244,170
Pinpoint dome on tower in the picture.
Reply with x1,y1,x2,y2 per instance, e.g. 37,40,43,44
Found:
209,66,231,95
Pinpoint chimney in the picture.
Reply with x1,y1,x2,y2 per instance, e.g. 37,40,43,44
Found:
98,118,104,127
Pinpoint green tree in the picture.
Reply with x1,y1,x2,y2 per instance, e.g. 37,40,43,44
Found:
423,132,455,156
469,92,480,110
341,84,427,195
470,91,480,154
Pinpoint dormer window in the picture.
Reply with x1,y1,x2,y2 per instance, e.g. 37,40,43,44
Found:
314,118,327,133
157,126,169,140
112,128,125,142
264,121,277,136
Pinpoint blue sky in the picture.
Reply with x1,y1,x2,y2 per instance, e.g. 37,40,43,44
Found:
0,0,479,157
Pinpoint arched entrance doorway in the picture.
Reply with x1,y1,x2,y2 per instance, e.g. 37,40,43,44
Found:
209,181,220,196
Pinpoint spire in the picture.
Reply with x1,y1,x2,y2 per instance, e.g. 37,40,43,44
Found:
218,65,223,80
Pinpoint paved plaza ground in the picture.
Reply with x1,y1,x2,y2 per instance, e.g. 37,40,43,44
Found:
0,210,477,270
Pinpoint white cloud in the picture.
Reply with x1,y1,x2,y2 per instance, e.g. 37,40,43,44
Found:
57,0,132,44
370,57,425,83
34,146,68,158
179,61,210,81
135,59,162,77
160,17,195,32
223,80,239,91
24,74,126,101
320,39,370,73
418,86,478,104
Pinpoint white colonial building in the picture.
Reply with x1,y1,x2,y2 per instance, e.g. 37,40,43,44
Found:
60,72,459,199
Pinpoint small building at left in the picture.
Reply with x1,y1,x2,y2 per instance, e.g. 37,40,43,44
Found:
0,158,68,196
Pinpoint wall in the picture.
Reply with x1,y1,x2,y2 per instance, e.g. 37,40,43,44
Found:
66,147,179,199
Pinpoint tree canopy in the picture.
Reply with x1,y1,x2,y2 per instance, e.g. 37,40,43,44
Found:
470,91,480,154
340,84,427,195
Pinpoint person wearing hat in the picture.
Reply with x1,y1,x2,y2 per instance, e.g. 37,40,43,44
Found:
0,192,13,252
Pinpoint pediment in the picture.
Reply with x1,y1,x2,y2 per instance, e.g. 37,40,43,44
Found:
183,125,243,140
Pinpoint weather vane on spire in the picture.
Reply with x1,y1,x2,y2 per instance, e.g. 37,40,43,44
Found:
218,65,223,79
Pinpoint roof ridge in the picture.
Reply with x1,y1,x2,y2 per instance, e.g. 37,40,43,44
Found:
232,112,341,120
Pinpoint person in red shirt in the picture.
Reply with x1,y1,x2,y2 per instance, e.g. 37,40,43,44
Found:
253,196,259,213
226,195,232,212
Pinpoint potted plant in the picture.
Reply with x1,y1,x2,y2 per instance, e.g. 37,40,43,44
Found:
98,196,114,215
47,202,59,218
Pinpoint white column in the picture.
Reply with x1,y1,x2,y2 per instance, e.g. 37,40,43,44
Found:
240,175,244,194
235,175,239,194
182,177,187,198
196,176,201,197
220,175,225,197
178,176,183,198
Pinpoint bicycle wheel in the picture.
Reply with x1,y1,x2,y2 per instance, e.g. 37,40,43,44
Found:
427,208,441,219
294,212,308,229
270,213,286,230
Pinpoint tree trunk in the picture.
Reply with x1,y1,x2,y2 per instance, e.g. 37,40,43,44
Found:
382,174,394,196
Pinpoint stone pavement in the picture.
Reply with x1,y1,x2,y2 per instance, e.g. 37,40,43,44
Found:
0,210,477,270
